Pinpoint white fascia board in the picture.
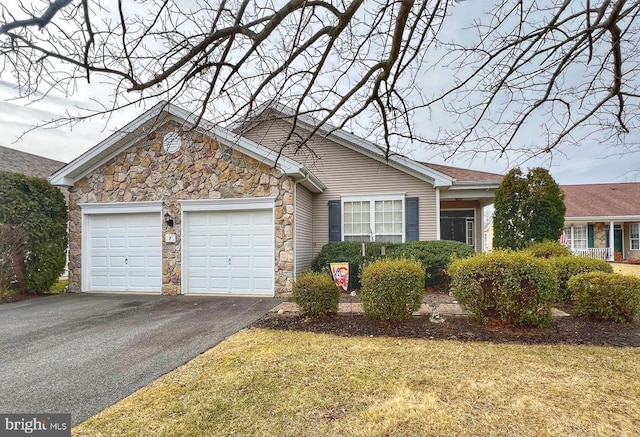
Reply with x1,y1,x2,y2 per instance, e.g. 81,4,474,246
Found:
565,215,640,222
50,102,169,186
439,188,497,199
249,103,453,187
49,102,319,191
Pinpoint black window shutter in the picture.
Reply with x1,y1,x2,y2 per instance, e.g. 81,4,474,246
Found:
328,200,341,242
587,224,594,248
405,197,419,241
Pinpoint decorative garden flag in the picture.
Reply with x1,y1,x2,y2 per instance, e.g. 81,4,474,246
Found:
330,262,349,292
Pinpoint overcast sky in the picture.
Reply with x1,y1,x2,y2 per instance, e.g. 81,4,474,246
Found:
1,2,639,185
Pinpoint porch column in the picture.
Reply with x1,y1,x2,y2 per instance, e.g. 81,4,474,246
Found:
608,221,615,261
570,225,574,252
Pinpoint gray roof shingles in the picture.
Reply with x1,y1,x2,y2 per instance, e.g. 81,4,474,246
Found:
0,145,66,179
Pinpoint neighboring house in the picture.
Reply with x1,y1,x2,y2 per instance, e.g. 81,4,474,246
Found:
0,145,66,178
561,183,640,261
483,217,493,252
50,102,502,297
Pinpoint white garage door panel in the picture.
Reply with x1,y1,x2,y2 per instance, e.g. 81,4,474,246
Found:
185,209,274,295
87,213,161,292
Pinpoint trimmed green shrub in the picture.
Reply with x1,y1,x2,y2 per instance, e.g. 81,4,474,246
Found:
525,240,572,258
360,258,425,322
386,240,475,289
569,272,640,322
293,271,341,318
310,242,393,289
0,171,67,293
449,251,557,327
547,256,613,303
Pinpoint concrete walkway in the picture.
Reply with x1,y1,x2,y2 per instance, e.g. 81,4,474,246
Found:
271,301,570,317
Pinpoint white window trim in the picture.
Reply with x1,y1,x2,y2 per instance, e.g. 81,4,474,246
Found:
466,218,475,248
341,194,405,243
564,223,588,251
630,223,640,251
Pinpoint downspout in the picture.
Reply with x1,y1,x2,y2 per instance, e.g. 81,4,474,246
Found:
435,188,441,240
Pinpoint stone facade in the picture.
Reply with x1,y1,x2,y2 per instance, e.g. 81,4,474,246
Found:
593,222,607,248
67,121,295,296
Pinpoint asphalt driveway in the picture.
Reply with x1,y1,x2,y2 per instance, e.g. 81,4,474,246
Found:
0,293,279,425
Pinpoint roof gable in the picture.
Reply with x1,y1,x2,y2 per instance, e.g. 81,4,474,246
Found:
562,183,640,219
238,103,503,189
0,145,66,178
49,103,325,193
237,103,456,187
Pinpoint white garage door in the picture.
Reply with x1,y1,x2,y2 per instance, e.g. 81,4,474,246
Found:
86,213,162,292
185,209,274,295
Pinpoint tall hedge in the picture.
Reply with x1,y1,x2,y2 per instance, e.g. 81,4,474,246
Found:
386,240,475,289
310,241,392,289
0,171,67,293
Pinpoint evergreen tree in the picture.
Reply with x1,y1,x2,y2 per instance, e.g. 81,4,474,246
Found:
493,167,565,250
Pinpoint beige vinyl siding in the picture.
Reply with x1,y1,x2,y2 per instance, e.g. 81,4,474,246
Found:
295,184,314,273
242,118,437,255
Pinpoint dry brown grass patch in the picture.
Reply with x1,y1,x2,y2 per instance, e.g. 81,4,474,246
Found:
73,329,640,436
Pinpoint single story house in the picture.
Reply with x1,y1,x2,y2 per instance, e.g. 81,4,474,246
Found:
561,183,640,261
50,102,502,297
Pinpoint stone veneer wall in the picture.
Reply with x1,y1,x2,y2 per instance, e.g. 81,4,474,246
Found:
593,222,607,248
67,121,294,296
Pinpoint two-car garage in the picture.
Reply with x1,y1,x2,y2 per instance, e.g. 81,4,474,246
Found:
81,199,275,296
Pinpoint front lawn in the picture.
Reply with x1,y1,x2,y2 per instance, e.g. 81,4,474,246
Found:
612,262,640,278
73,329,640,436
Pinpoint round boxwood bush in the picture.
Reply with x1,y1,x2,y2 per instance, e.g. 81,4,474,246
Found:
569,272,640,322
386,240,475,289
293,271,341,318
547,256,613,303
449,251,557,327
360,258,425,322
525,240,572,258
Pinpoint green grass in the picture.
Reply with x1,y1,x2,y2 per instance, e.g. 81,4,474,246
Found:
73,329,640,436
48,279,68,294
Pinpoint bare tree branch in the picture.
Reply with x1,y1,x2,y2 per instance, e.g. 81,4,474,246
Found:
0,0,638,165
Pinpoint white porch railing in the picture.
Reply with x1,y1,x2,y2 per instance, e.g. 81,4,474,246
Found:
572,247,611,261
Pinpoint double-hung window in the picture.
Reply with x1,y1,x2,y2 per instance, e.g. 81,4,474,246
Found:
564,225,587,249
631,223,640,250
342,195,404,243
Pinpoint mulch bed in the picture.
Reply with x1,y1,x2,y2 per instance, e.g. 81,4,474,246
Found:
0,291,45,304
254,293,640,347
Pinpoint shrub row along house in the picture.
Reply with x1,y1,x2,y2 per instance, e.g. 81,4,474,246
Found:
561,183,640,261
49,102,503,297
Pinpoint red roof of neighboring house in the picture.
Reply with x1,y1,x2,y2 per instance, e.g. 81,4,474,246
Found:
420,162,504,183
561,183,640,218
